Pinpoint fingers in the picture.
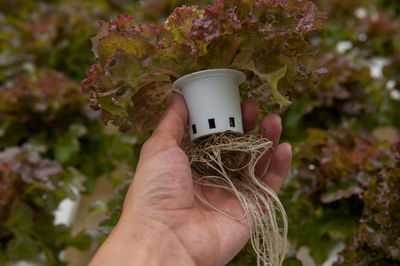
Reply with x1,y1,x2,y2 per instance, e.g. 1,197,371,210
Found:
241,99,259,133
154,93,188,142
255,114,282,177
141,94,188,157
262,143,292,193
260,114,282,146
150,96,257,148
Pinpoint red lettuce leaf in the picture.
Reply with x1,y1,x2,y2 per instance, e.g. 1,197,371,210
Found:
82,0,326,132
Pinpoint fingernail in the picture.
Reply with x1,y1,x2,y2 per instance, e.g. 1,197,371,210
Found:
274,114,282,124
286,143,292,151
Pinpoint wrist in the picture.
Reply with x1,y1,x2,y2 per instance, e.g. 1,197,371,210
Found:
90,214,196,266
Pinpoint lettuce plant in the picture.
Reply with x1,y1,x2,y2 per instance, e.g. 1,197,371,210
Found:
0,67,136,264
282,125,399,264
81,1,326,264
0,67,135,192
335,139,400,265
0,0,141,83
82,0,326,132
78,1,399,264
0,1,143,263
136,0,213,23
313,0,400,57
284,53,377,138
0,143,91,265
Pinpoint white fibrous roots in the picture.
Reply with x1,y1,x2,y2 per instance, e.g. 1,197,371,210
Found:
186,132,288,266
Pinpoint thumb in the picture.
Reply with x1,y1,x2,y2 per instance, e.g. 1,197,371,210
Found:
141,93,188,158
154,93,188,142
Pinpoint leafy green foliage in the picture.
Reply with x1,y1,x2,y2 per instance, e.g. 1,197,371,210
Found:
282,125,399,263
284,55,400,144
0,144,91,265
0,0,140,82
0,67,136,192
89,180,130,245
377,0,400,15
284,54,374,135
0,1,140,263
227,242,258,265
1,0,399,265
82,0,326,132
333,140,400,265
295,126,389,202
313,0,400,57
279,2,400,263
81,1,400,264
136,0,213,23
0,66,137,265
0,68,87,144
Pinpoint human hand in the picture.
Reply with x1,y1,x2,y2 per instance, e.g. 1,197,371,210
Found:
90,94,292,266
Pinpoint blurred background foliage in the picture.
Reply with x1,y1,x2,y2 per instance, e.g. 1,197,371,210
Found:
0,0,399,265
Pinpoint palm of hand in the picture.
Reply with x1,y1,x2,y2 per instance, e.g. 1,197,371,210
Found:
122,95,291,266
128,143,249,265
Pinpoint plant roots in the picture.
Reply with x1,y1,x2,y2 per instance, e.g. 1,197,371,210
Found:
185,132,288,266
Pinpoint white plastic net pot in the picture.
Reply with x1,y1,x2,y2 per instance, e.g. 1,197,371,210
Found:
173,69,246,141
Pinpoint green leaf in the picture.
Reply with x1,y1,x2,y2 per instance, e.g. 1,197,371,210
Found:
83,1,326,131
67,231,92,250
99,208,122,236
5,203,33,235
321,181,363,203
283,257,303,266
65,167,86,193
88,201,108,219
0,250,9,265
106,49,150,88
54,135,80,163
7,234,39,260
165,6,203,45
231,51,292,108
97,95,128,118
130,81,172,132
68,124,87,138
262,65,291,108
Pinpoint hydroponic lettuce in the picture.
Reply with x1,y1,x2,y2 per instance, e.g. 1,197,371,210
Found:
0,143,91,265
0,68,88,150
335,139,400,265
0,67,137,193
0,0,139,82
313,0,400,57
295,126,389,203
284,53,378,135
137,0,213,23
282,125,399,263
82,0,326,132
307,54,375,117
284,51,400,141
0,68,87,126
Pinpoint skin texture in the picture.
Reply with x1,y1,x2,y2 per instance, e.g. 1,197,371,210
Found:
90,94,292,266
